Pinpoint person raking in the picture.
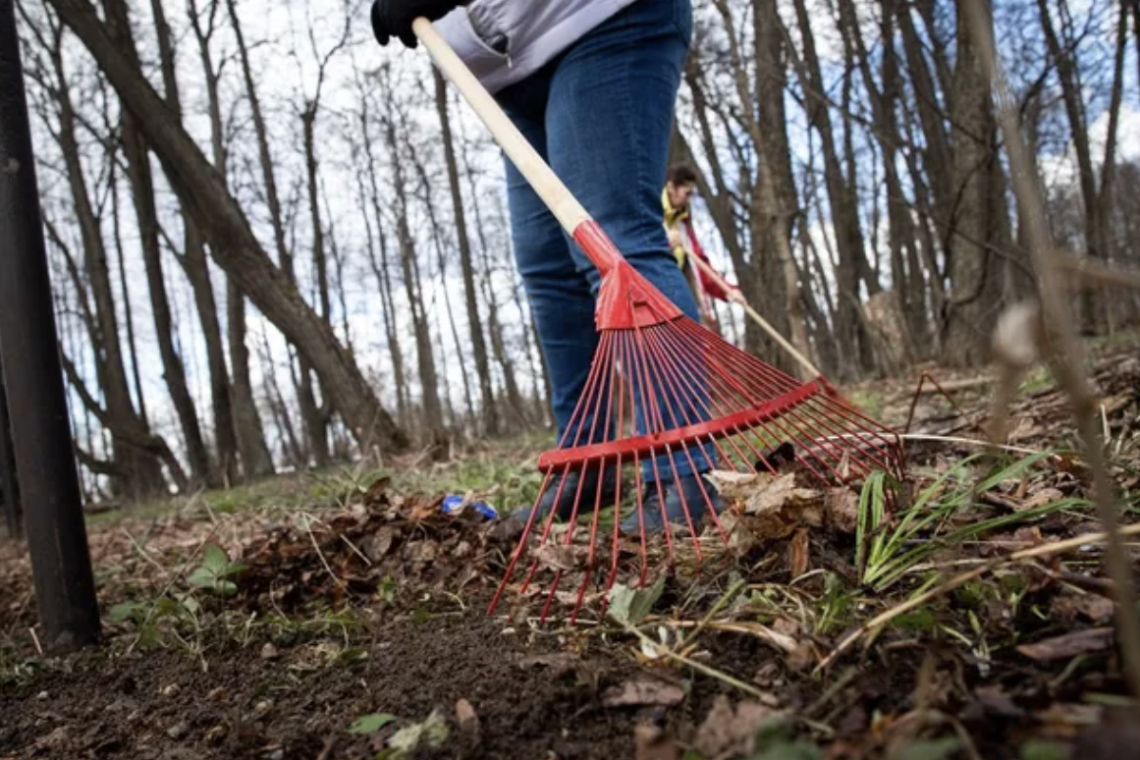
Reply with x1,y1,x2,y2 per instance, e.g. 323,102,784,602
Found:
371,0,723,534
662,163,744,331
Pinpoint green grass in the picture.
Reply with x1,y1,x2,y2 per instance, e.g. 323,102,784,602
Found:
87,431,555,526
856,451,1092,591
846,389,886,420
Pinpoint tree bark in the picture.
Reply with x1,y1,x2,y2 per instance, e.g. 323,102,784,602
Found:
47,0,406,455
102,0,215,488
46,18,167,499
434,68,498,436
379,94,446,456
941,1,1006,366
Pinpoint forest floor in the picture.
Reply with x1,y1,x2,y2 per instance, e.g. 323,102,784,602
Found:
3,334,1140,760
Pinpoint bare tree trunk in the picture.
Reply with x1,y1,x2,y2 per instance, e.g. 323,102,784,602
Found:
406,138,476,432
299,106,332,468
48,0,406,455
180,0,241,484
380,96,447,457
353,81,411,430
941,2,1005,366
43,15,168,499
102,0,214,487
786,0,877,375
434,68,498,436
107,155,148,427
1037,0,1105,332
257,328,303,468
466,170,526,429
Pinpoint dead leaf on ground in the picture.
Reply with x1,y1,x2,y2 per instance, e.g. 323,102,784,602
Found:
602,678,685,708
534,543,583,572
1017,487,1065,513
694,695,780,760
516,653,580,677
363,527,396,562
788,528,810,579
1017,628,1115,662
1050,593,1116,625
455,698,480,740
635,725,678,760
826,488,860,534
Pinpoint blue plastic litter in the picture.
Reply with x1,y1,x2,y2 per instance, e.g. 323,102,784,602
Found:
441,494,498,521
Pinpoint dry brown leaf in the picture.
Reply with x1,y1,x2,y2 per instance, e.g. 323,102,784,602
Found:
826,488,860,534
1017,487,1065,512
743,473,822,517
635,725,678,760
533,543,583,572
1050,593,1116,625
788,528,810,579
363,527,396,562
601,679,685,708
716,511,758,556
1017,628,1115,662
456,698,480,738
694,696,779,760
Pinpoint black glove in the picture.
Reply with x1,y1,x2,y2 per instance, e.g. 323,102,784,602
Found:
371,0,468,48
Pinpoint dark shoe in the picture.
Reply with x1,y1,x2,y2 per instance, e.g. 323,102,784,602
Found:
620,472,724,535
500,468,619,535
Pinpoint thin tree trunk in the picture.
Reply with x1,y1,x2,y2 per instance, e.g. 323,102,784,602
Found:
942,1,1005,366
434,68,498,436
103,0,213,487
381,103,447,456
180,0,242,483
354,86,410,429
299,106,332,468
108,155,148,426
46,18,168,499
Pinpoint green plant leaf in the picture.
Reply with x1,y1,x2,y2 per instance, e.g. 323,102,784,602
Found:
889,738,960,760
608,576,666,626
347,713,396,735
752,741,825,760
186,566,217,590
201,543,230,574
108,601,145,624
1021,740,1068,760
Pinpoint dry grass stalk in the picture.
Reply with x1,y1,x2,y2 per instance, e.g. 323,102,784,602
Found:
962,0,1140,712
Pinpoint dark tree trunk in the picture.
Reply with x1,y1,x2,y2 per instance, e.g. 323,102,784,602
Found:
434,68,498,436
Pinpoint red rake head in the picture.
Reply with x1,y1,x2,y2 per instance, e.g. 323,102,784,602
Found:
487,225,907,623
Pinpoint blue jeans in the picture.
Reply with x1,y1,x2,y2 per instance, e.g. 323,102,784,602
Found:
496,0,715,482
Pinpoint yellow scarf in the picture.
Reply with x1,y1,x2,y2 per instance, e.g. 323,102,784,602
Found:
662,188,689,268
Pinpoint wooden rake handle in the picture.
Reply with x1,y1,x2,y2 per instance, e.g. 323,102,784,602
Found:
686,254,822,380
413,19,614,262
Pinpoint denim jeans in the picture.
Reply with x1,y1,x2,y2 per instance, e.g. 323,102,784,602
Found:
496,0,715,482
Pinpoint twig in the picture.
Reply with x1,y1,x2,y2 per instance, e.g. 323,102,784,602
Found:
899,433,1048,456
677,578,747,655
662,619,799,654
816,522,1140,672
803,666,858,719
962,0,1140,718
28,627,43,656
615,616,771,699
300,513,346,589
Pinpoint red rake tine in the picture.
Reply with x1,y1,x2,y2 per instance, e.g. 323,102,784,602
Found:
416,20,907,623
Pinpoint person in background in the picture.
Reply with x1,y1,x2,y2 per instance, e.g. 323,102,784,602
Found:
663,164,745,331
371,0,722,533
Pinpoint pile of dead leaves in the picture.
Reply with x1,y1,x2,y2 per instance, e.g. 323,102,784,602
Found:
237,477,500,614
